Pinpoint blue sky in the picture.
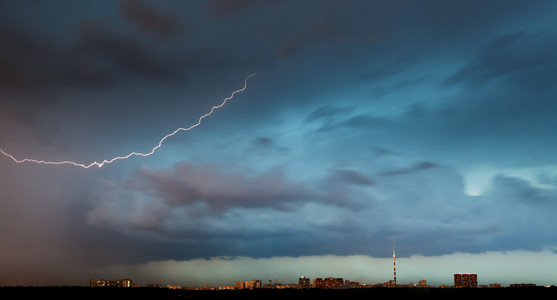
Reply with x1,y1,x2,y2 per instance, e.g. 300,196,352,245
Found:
1,0,557,287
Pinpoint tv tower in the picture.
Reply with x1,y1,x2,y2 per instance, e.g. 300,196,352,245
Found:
393,241,397,287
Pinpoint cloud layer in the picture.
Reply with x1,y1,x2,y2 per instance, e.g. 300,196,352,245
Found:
1,0,557,286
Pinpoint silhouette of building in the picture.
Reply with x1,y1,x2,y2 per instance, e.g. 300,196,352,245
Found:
454,273,478,288
345,280,362,288
510,283,537,287
313,277,343,289
220,285,235,290
90,279,133,287
418,279,429,287
299,276,311,289
377,280,396,287
235,279,261,289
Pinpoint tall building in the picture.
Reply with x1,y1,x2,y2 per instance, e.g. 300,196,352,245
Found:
299,276,310,289
454,273,478,288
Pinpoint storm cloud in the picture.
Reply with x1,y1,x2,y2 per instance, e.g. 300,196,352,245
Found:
1,0,557,287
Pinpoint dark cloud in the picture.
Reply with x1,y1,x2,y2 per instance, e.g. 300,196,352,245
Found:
104,163,312,213
467,175,557,252
378,161,438,177
84,160,382,259
250,137,289,155
305,106,354,123
489,175,556,205
303,105,392,136
537,172,557,187
120,0,183,37
329,169,373,186
83,159,557,261
445,31,557,90
2,0,557,286
204,0,280,18
71,24,185,85
254,137,273,148
278,13,349,58
0,24,185,95
0,27,64,92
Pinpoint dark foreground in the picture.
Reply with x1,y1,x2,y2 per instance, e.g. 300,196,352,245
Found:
1,286,556,299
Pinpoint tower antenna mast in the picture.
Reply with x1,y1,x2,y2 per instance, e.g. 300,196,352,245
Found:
393,240,397,287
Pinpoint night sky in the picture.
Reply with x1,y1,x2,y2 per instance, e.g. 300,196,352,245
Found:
2,0,557,287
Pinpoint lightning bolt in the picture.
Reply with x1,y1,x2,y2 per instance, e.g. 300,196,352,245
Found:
0,73,256,168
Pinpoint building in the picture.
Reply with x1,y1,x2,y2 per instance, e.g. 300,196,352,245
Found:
313,277,344,289
220,285,235,290
510,283,537,287
90,279,133,287
417,279,429,287
299,276,311,289
376,280,396,288
345,280,362,288
454,273,478,288
235,279,261,290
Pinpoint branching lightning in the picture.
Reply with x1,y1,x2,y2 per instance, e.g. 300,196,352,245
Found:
0,73,256,168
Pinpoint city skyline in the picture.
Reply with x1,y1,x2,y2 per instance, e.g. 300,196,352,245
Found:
81,250,557,288
88,271,536,290
2,0,557,287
